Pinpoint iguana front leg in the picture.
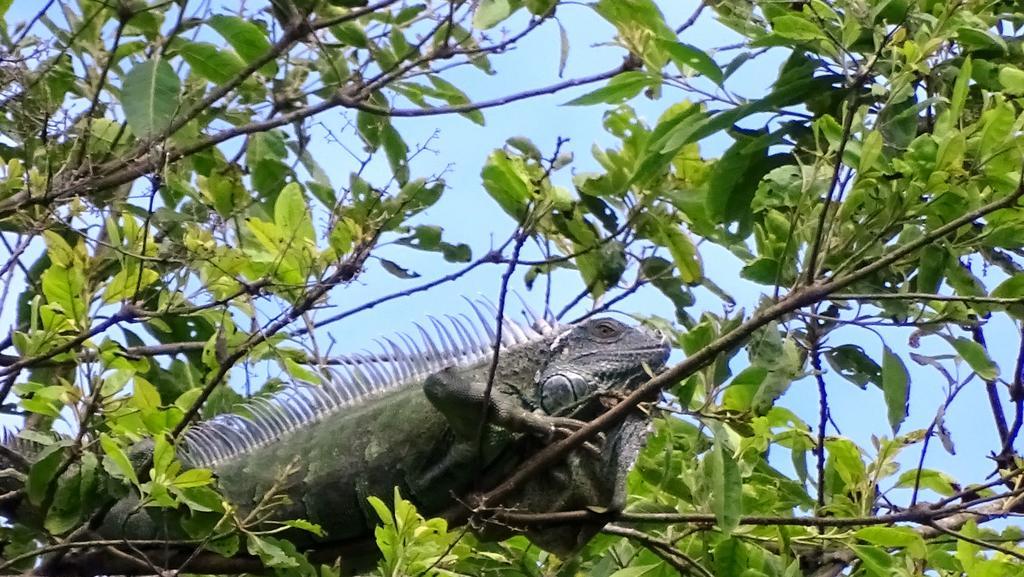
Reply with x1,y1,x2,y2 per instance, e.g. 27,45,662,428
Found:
423,367,587,443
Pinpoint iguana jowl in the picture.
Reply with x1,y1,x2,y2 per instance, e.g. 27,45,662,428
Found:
76,301,669,562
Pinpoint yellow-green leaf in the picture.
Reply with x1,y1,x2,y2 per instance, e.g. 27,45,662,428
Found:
173,468,213,488
998,66,1024,95
132,376,162,413
43,231,76,268
951,337,999,380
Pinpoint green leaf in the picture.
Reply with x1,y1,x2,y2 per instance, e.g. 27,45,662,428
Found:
850,545,895,577
178,486,225,513
640,256,695,323
706,431,742,533
42,232,76,268
246,534,299,568
481,151,534,219
281,519,326,537
356,110,387,151
103,266,159,304
722,366,767,411
639,213,702,283
992,274,1024,299
41,263,85,322
380,259,419,279
395,225,472,263
855,526,926,558
27,445,64,506
331,22,369,48
367,495,392,525
120,58,181,138
826,438,865,488
275,183,315,244
207,15,276,76
957,27,1007,53
949,56,971,123
707,132,780,227
950,337,999,380
564,72,659,106
594,0,675,70
771,15,825,41
247,218,284,254
658,41,723,85
428,76,484,125
526,0,556,15
713,538,747,577
206,534,240,556
132,376,162,413
176,40,247,84
173,468,213,488
382,125,409,184
633,74,826,187
881,347,909,433
576,240,627,298
100,434,138,486
998,66,1024,95
151,435,174,478
329,222,353,257
895,469,956,496
45,451,97,534
607,566,660,577
956,520,981,572
473,0,512,29
825,344,882,388
916,244,947,293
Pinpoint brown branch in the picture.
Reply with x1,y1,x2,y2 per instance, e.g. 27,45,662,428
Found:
474,230,528,457
803,31,895,282
97,0,401,179
292,240,509,337
675,1,708,34
337,64,629,118
1001,325,1024,459
491,496,1010,529
809,324,829,518
0,305,138,377
924,521,1024,562
71,16,127,168
973,325,1010,453
833,292,1024,304
603,524,713,577
167,243,375,443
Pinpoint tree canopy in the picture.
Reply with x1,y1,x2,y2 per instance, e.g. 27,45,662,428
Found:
0,0,1022,575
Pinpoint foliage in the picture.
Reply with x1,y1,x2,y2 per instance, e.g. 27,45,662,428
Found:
0,0,1022,575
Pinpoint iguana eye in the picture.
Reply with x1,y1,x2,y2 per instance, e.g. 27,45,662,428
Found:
540,373,589,414
587,319,624,340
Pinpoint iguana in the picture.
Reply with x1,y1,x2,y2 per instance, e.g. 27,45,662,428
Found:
7,300,670,572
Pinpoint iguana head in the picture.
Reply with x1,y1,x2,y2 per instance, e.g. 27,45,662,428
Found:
537,317,670,417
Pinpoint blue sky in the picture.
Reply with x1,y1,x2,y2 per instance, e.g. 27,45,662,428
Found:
3,0,1018,509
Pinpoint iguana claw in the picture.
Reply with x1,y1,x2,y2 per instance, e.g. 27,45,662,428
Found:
540,417,606,455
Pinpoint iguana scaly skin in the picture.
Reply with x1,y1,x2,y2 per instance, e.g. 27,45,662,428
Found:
16,301,670,564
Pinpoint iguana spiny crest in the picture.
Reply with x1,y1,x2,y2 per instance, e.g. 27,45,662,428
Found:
180,299,667,468
181,298,560,466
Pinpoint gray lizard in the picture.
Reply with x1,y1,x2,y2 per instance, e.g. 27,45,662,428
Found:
8,300,670,571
